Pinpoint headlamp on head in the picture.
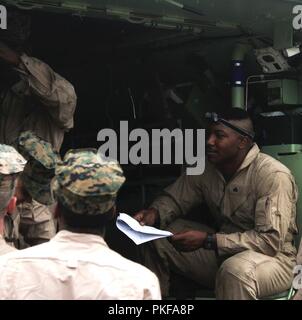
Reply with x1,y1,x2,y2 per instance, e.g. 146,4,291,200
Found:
205,112,219,123
205,112,255,140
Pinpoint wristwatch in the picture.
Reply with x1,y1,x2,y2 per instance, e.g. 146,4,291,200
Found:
203,233,217,251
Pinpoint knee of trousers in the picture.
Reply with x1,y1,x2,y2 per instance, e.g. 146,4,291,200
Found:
138,237,170,260
216,252,257,292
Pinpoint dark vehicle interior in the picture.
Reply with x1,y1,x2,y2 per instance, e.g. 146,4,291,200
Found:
2,0,302,298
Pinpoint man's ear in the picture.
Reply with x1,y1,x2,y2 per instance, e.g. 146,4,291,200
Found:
107,205,117,221
6,196,17,215
238,136,249,150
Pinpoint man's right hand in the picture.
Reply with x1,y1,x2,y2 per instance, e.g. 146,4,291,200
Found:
133,208,160,227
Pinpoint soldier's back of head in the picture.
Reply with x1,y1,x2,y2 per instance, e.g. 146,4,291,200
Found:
0,144,26,214
52,148,125,232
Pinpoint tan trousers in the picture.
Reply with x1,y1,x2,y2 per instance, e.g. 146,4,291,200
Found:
139,219,295,299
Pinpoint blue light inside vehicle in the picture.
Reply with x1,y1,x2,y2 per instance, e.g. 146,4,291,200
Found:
231,60,245,87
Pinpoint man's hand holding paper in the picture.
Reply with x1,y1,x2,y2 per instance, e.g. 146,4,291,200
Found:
133,208,160,227
116,213,173,245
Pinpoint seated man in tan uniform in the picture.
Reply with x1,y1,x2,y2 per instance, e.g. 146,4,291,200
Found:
0,34,76,245
134,108,298,300
0,144,26,255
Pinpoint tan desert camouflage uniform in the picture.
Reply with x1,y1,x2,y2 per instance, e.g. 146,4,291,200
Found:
0,54,76,246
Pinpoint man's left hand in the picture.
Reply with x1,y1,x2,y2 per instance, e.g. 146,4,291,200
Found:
170,230,207,252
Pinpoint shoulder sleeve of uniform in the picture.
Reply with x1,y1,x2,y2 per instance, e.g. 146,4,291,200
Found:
217,171,297,256
16,54,77,130
151,171,205,228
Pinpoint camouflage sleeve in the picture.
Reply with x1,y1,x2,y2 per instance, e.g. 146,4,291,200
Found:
216,172,297,256
15,53,77,130
151,172,204,228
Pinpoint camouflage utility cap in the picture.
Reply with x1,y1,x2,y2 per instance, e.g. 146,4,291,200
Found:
52,149,125,215
17,131,60,205
0,144,27,176
0,144,26,192
17,131,59,168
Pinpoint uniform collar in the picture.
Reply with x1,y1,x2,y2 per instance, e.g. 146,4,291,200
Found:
236,143,260,173
210,143,260,182
52,230,108,247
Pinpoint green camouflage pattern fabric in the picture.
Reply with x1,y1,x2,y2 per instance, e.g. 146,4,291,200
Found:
0,144,27,176
0,144,26,192
52,148,125,215
16,131,60,205
0,144,26,190
17,131,59,169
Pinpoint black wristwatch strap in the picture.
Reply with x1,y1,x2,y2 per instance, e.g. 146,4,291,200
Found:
203,233,217,251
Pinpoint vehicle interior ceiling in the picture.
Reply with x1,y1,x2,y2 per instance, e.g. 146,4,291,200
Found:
2,0,302,259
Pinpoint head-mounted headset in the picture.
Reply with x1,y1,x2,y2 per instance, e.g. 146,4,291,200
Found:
205,112,255,140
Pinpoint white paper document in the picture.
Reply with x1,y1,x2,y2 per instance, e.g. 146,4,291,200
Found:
116,213,173,245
